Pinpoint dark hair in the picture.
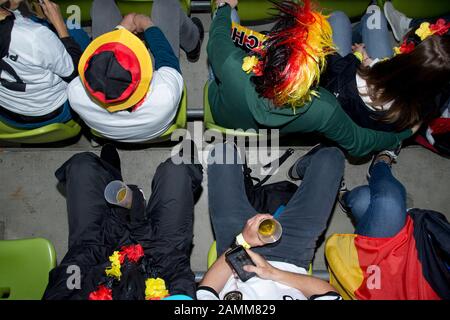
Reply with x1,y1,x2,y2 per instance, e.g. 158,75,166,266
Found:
251,1,297,101
358,34,450,131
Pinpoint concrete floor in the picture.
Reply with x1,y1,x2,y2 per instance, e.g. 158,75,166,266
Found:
1,143,449,273
0,14,449,275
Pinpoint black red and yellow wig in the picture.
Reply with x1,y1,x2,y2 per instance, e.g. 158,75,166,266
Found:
250,0,335,109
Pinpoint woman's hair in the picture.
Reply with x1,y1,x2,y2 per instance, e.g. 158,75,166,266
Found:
251,0,335,109
358,34,450,131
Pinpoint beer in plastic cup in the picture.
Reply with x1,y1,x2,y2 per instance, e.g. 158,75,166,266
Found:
104,180,133,209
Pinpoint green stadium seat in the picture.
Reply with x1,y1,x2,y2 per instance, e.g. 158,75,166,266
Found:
0,238,56,300
0,120,81,144
55,0,191,23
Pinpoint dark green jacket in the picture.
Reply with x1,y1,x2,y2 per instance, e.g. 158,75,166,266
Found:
207,5,412,157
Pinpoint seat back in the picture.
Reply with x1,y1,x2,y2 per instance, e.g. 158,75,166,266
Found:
0,238,56,300
381,0,450,18
55,0,191,23
0,120,81,144
211,0,373,22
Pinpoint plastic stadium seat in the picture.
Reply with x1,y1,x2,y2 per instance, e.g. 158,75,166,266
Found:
0,238,56,300
91,86,188,144
55,0,191,23
203,82,260,137
210,0,373,22
385,0,450,19
0,120,81,144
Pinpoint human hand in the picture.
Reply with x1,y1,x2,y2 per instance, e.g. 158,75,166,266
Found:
243,249,278,280
352,43,372,66
216,0,238,9
133,14,153,33
40,0,68,37
120,13,138,33
241,213,273,248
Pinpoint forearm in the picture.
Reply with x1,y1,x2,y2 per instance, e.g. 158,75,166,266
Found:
199,254,233,294
271,269,337,299
324,107,412,157
144,27,181,73
53,20,69,38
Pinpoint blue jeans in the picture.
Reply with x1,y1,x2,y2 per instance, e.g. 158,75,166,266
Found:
329,5,393,60
343,162,407,238
208,144,345,269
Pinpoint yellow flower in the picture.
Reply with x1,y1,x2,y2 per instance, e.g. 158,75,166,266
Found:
242,56,259,74
415,22,434,41
393,46,401,56
105,251,122,280
145,278,169,300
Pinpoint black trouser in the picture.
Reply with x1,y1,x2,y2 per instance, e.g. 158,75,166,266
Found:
43,152,203,300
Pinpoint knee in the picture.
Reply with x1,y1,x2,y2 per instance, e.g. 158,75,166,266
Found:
315,147,345,170
67,152,100,172
329,11,351,27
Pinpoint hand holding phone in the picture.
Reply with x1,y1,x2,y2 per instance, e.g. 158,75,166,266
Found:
225,246,256,282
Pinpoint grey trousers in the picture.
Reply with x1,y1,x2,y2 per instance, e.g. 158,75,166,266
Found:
90,0,199,57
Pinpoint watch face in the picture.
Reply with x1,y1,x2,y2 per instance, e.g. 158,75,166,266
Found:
224,291,243,300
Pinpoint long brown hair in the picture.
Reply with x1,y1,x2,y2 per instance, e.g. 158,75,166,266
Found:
357,34,450,131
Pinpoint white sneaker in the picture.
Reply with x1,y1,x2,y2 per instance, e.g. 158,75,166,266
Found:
384,1,412,42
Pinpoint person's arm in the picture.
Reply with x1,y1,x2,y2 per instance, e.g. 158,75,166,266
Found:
40,0,81,82
322,103,413,157
207,1,240,81
243,250,340,299
133,14,181,73
199,214,272,295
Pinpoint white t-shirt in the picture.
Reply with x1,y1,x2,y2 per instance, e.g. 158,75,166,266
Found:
356,58,394,111
197,261,342,301
68,66,183,142
0,11,74,116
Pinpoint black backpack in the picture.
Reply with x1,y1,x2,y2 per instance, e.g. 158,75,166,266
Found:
243,148,298,214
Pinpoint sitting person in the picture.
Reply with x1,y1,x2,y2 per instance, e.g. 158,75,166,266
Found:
326,151,450,300
207,0,412,158
323,3,450,133
43,144,203,300
197,143,344,300
68,0,203,142
0,0,83,129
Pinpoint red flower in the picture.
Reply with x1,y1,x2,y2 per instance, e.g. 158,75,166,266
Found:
120,244,145,263
430,19,450,36
89,285,112,300
253,61,264,76
399,40,415,54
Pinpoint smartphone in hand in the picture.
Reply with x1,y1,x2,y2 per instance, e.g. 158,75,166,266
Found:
225,246,257,282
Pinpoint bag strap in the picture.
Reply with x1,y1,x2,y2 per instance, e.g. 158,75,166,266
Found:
255,148,295,187
243,148,295,188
